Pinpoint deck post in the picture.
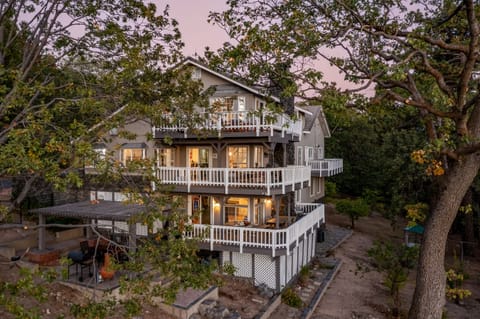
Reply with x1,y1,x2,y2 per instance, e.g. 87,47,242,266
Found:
38,214,46,250
128,222,137,254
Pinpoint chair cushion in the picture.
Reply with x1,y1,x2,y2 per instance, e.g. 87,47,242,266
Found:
67,251,84,263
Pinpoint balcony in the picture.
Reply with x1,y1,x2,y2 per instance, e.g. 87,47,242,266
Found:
156,166,311,195
308,159,343,177
185,203,324,257
153,111,302,140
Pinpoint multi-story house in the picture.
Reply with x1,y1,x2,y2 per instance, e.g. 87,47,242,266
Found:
87,57,343,292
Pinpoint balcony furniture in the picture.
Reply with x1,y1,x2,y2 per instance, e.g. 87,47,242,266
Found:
265,216,294,228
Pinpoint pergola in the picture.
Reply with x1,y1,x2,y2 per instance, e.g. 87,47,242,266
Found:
30,200,145,252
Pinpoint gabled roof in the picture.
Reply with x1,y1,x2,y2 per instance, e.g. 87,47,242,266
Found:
181,57,280,102
295,105,331,138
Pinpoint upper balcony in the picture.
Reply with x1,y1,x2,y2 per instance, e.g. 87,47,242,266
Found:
185,203,324,257
153,111,302,141
308,159,343,177
156,165,311,195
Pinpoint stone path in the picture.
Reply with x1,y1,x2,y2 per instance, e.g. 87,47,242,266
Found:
267,225,352,319
316,224,353,256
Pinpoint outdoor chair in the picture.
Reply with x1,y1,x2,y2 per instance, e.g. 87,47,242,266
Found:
67,240,94,282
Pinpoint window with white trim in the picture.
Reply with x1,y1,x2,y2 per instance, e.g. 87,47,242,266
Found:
156,148,175,167
86,145,106,168
122,148,145,165
253,146,263,168
225,197,249,223
192,67,202,80
228,146,248,168
296,146,303,165
317,146,323,159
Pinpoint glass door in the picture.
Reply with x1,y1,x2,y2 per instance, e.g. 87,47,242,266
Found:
191,195,211,224
189,147,210,168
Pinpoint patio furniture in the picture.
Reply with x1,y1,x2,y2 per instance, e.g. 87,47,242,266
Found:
67,240,94,282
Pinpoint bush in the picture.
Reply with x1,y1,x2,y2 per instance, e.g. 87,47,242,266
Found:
281,287,304,308
325,181,338,198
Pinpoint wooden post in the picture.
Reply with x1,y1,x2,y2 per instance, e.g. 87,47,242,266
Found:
38,214,46,250
274,195,280,229
128,222,137,254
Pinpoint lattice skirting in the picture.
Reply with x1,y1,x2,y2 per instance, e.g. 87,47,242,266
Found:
221,230,318,291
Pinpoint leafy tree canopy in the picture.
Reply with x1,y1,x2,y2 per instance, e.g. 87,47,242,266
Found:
0,0,205,217
207,1,480,318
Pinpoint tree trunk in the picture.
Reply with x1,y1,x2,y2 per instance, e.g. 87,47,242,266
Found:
408,154,480,319
462,189,475,256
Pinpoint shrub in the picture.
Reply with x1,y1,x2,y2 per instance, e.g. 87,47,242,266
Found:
281,287,304,308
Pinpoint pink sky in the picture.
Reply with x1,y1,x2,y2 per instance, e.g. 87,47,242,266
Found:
152,1,368,93
153,1,229,56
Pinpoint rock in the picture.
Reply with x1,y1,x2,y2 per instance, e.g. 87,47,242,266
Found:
351,312,379,319
198,299,217,316
225,311,242,319
209,305,229,319
257,283,274,299
189,314,202,319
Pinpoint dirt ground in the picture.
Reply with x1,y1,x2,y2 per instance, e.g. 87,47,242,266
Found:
312,211,480,319
1,211,480,319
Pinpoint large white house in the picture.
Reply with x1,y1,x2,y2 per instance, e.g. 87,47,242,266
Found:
87,57,343,291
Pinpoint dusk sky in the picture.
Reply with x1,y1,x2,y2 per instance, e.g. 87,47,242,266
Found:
154,0,229,56
152,1,366,92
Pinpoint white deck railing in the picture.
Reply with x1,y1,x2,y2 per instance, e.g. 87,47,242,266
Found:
153,111,302,139
308,159,343,176
157,165,311,195
186,203,324,257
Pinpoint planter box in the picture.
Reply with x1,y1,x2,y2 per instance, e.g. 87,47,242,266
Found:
27,249,60,266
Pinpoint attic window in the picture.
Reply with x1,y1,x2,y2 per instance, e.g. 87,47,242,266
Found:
192,68,201,80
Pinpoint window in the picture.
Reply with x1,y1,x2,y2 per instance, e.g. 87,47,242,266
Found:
295,190,301,203
192,67,201,80
307,147,314,161
317,146,323,159
189,147,210,168
121,144,146,165
86,144,106,168
191,195,211,224
255,99,266,111
253,146,263,168
253,198,264,225
210,97,235,112
310,178,314,196
228,146,248,168
225,197,249,223
156,148,175,167
296,146,303,165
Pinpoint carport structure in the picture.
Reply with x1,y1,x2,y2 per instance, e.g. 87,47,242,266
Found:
30,200,146,253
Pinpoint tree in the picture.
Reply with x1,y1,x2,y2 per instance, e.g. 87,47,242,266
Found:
325,100,431,217
368,241,419,317
0,0,190,218
207,1,480,317
0,1,219,316
335,197,369,229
